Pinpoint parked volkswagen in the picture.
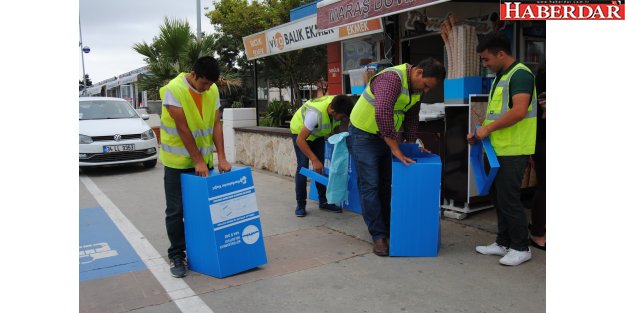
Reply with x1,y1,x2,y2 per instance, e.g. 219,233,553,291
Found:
79,97,158,168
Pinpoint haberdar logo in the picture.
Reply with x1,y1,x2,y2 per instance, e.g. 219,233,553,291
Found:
500,1,625,20
242,225,260,245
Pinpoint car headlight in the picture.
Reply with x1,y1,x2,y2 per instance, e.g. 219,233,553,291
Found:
141,129,155,140
79,134,93,144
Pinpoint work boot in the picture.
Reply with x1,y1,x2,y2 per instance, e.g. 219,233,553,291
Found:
319,202,342,213
373,238,389,256
170,255,188,278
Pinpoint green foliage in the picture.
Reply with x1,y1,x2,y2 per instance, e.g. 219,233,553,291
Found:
259,115,272,127
266,100,289,127
79,74,93,91
231,101,243,108
207,0,325,106
133,17,241,98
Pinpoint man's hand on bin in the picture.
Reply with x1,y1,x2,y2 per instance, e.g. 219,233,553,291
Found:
312,159,325,175
218,159,232,174
195,162,209,177
391,148,416,166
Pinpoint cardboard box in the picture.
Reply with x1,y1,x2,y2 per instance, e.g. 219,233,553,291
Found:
389,144,442,257
444,76,483,104
181,167,267,278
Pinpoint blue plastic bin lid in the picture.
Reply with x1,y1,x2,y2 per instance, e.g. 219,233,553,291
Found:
469,127,500,196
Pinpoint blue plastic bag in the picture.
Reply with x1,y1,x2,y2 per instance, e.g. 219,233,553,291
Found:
326,132,350,204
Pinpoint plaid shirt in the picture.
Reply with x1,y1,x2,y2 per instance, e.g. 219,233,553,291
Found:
370,64,420,143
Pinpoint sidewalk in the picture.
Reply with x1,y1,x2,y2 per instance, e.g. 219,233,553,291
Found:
79,164,545,313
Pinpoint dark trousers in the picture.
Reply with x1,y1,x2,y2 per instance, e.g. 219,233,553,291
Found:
292,135,328,207
491,155,530,251
347,125,392,241
164,165,211,260
530,141,546,237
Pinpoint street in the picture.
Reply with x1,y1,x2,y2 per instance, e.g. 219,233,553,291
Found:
79,162,545,313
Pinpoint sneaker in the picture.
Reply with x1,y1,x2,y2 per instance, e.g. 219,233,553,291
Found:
170,256,188,278
319,202,343,213
475,242,509,256
295,206,307,217
499,248,532,266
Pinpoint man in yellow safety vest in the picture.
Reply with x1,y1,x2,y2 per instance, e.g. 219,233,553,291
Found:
290,95,354,217
468,32,537,266
159,56,232,277
347,58,446,256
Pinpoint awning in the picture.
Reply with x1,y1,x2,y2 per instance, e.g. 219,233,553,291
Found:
86,86,103,95
243,14,384,60
316,0,451,30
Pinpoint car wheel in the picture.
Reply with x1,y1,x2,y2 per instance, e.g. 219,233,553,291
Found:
143,159,157,168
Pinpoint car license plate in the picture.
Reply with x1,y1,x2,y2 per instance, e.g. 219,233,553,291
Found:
103,144,135,153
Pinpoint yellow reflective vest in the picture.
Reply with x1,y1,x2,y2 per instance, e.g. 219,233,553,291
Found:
159,73,217,169
350,64,421,134
290,96,340,141
483,63,537,156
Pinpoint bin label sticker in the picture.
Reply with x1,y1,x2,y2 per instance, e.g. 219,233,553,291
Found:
220,230,242,249
209,187,258,227
242,225,260,244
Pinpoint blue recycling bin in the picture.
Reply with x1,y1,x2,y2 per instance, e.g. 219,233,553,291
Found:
306,142,442,257
389,144,442,257
181,167,267,278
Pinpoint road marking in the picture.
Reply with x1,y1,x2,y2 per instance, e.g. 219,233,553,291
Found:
79,207,148,281
80,174,215,313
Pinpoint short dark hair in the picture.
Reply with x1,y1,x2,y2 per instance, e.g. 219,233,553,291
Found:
416,58,446,81
477,32,512,55
192,56,220,82
329,95,354,116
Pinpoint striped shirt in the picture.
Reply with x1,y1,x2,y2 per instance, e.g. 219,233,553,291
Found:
370,64,420,143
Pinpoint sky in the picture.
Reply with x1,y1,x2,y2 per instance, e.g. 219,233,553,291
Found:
79,0,216,84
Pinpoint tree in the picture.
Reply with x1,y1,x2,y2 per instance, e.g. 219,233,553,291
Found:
133,17,241,99
207,0,326,108
79,74,93,91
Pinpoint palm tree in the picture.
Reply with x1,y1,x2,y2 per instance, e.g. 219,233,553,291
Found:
133,17,241,99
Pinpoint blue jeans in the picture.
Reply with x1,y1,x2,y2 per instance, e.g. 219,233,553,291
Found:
292,135,328,208
346,125,392,241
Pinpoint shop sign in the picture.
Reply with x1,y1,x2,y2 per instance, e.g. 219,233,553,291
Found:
328,63,342,84
243,15,384,60
243,33,269,59
338,19,382,37
500,1,625,20
317,0,450,30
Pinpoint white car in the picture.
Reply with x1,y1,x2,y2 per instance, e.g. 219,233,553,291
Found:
79,97,158,168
